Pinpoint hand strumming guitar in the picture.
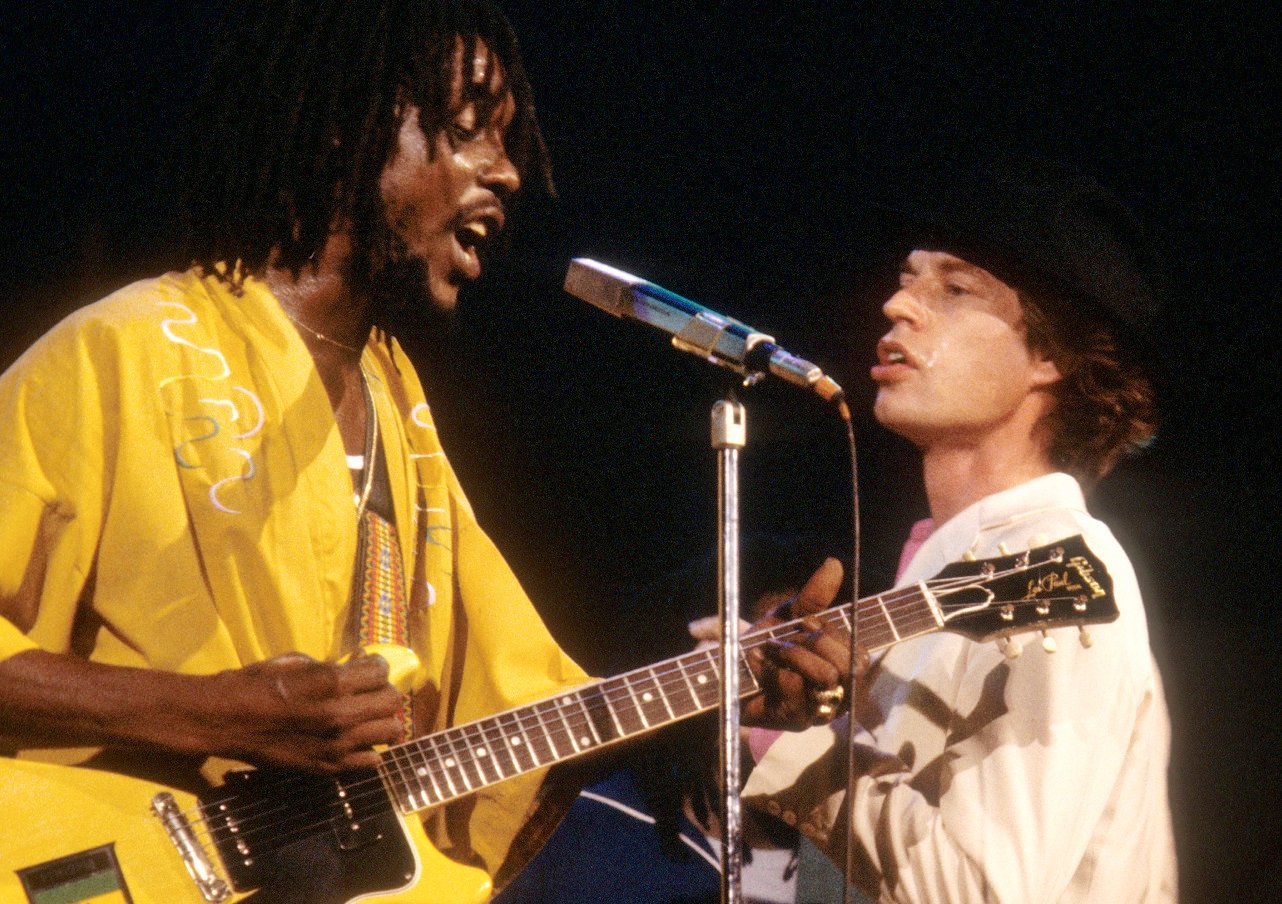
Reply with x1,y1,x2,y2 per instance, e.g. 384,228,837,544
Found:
0,649,402,774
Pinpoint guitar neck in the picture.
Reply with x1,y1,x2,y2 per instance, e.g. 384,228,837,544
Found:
377,584,937,816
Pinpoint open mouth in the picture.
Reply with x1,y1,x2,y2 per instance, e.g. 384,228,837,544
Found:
872,338,914,382
451,210,503,280
877,339,912,367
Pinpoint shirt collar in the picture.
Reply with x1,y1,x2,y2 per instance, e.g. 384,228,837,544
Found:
899,472,1087,583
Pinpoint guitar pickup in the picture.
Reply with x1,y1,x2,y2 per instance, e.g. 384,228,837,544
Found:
331,774,389,851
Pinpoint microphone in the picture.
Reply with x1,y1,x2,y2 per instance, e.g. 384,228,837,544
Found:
564,258,844,405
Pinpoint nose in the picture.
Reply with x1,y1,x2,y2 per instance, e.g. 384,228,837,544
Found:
882,286,924,327
479,143,520,199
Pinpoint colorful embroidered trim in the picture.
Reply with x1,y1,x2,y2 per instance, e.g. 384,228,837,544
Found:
358,508,413,741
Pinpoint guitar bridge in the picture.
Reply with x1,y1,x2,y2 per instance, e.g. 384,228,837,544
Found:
153,791,232,902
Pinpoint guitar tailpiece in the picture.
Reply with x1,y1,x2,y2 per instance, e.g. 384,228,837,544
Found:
152,792,232,902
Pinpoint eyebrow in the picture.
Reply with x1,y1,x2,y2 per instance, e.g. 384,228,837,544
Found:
901,253,987,278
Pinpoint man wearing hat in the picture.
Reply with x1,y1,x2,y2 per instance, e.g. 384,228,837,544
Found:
742,162,1178,902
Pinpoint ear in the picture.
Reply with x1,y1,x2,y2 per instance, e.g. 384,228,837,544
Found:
1028,347,1061,390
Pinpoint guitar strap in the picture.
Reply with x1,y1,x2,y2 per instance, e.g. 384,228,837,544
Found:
349,373,414,742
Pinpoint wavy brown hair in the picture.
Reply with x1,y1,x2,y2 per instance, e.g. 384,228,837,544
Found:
1022,290,1159,486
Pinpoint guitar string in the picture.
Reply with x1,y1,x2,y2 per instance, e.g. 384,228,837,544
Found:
183,583,1096,853
182,577,1088,851
179,565,1086,847
185,601,921,851
183,576,966,831
188,591,1088,858
189,597,1090,868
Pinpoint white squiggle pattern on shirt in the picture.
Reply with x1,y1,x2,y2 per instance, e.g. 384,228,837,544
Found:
158,301,261,515
210,449,257,514
157,302,230,384
410,402,438,432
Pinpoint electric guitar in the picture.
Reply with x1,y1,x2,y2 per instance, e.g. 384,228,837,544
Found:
0,536,1115,904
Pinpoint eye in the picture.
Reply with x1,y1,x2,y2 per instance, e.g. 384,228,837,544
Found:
448,104,483,143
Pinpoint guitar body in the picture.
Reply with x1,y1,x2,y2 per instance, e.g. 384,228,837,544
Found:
0,757,492,904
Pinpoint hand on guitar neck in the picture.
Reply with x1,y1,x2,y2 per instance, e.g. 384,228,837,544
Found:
689,556,862,732
0,647,403,774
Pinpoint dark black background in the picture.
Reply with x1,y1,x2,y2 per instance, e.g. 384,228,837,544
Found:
2,3,1279,901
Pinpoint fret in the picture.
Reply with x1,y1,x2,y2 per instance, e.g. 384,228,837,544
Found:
594,677,632,737
496,710,537,773
378,750,416,813
530,698,566,761
876,593,902,642
420,732,462,800
673,655,704,715
609,676,646,735
438,730,476,795
637,667,675,724
460,723,504,785
404,741,446,807
556,693,589,752
578,684,617,744
625,677,651,731
688,650,720,709
390,745,432,811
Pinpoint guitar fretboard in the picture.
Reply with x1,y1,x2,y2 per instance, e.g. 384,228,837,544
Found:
374,534,1113,816
376,582,941,815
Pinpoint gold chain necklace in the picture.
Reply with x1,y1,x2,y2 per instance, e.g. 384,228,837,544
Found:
283,307,365,354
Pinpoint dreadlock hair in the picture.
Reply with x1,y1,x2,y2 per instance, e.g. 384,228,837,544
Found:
1021,289,1160,488
181,0,552,285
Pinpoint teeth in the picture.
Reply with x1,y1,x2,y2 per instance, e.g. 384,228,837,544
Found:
463,221,488,240
887,350,905,363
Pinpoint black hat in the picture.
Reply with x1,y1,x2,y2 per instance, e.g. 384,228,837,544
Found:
888,160,1163,345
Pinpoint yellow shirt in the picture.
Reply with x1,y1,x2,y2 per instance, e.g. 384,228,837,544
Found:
0,268,587,878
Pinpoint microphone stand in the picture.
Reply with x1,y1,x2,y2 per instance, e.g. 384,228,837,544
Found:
712,396,746,904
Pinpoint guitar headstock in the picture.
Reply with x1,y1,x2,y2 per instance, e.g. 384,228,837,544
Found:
930,535,1117,643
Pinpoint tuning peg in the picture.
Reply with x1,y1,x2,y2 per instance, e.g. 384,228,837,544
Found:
1041,630,1058,654
997,543,1011,555
999,636,1023,659
1078,626,1093,648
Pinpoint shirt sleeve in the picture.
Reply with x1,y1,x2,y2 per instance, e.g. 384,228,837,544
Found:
0,315,111,664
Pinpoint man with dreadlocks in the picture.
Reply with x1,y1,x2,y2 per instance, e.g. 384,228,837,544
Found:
0,2,724,901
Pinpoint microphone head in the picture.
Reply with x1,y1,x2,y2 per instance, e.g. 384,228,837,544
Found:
563,258,643,318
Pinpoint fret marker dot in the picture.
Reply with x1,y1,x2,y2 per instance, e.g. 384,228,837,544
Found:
445,758,456,768
697,676,708,684
561,696,573,706
580,736,591,746
642,692,654,702
416,767,427,777
477,748,488,758
509,737,522,746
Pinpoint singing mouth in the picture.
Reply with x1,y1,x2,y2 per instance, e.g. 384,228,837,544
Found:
451,204,505,280
877,339,912,367
454,204,504,252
